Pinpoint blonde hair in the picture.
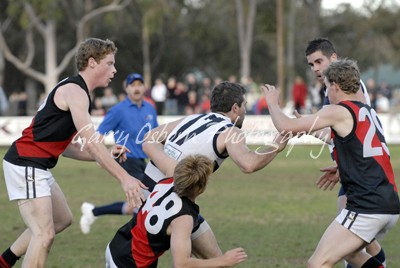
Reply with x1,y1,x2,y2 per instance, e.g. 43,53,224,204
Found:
323,59,360,94
173,155,213,199
76,38,117,71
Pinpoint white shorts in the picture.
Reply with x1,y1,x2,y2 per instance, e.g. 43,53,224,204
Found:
3,160,55,201
191,219,211,240
105,243,117,268
336,208,399,243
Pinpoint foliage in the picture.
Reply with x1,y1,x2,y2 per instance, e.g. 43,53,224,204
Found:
1,0,400,98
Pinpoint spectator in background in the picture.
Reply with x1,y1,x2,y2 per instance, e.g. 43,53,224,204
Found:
165,76,178,115
0,86,9,116
101,87,118,112
175,81,188,115
199,92,211,113
117,92,126,102
292,76,308,113
91,97,106,116
378,80,392,107
8,91,27,116
375,92,390,113
198,77,212,104
254,95,269,115
366,78,378,110
185,90,200,115
213,76,223,88
185,73,199,94
309,80,322,112
151,78,167,115
243,77,260,115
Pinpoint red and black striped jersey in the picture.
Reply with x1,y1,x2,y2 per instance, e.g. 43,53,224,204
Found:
332,101,400,214
109,177,200,268
4,75,91,169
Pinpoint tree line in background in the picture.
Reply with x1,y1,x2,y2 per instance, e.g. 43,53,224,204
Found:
0,0,400,109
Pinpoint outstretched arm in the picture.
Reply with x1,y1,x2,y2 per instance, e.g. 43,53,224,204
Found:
59,84,147,208
142,119,184,177
170,216,247,268
222,127,288,173
293,110,332,144
262,84,343,135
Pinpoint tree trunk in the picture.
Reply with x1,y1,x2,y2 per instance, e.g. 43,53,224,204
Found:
276,0,285,103
142,18,152,89
236,0,257,82
44,21,59,94
303,0,322,84
286,0,296,102
0,48,4,87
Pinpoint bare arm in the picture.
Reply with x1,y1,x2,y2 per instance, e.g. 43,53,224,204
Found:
57,84,147,208
262,84,351,137
170,216,247,268
62,141,94,160
293,110,332,144
222,127,287,173
142,119,184,177
63,141,129,163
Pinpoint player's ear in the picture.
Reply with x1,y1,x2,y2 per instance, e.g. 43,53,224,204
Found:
88,57,97,68
333,82,340,93
232,103,239,113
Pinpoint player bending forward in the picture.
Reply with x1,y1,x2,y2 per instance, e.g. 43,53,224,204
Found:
105,154,247,268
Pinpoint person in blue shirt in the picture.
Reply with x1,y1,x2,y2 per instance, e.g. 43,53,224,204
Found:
79,72,158,234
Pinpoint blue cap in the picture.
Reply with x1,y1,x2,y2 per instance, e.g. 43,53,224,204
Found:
126,73,144,84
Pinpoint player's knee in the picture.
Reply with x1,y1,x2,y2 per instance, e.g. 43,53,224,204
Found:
54,212,73,233
33,227,56,249
307,255,333,268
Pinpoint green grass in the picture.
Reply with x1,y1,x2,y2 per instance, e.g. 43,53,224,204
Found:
1,145,400,267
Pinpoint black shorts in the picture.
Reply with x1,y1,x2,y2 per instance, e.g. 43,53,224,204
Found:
118,158,146,180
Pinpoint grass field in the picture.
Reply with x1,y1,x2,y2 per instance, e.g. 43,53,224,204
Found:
1,145,400,268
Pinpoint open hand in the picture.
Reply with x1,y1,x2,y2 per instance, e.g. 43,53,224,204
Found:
316,164,339,191
121,177,148,208
110,145,131,163
222,248,247,267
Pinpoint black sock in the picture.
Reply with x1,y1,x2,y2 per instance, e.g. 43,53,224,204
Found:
92,201,124,216
0,248,20,268
374,248,385,264
361,257,384,268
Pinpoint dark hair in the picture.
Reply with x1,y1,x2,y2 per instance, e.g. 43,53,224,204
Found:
210,81,246,113
76,38,117,71
324,59,360,94
305,38,337,58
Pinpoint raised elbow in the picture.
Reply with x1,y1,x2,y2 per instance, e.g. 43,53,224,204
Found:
239,163,257,174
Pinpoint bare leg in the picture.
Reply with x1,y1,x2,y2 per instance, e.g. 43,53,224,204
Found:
50,182,73,233
308,221,367,268
9,182,72,265
18,196,55,268
191,221,222,259
338,195,384,267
